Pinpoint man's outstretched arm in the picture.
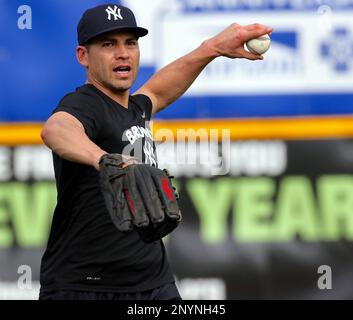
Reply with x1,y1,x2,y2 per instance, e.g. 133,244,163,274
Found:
41,112,107,171
135,23,273,116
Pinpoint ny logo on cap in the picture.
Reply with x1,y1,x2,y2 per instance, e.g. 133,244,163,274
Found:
106,5,123,21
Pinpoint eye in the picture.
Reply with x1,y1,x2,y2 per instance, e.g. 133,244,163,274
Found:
127,40,138,47
102,42,113,47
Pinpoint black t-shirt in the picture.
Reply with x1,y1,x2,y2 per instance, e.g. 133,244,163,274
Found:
40,84,174,293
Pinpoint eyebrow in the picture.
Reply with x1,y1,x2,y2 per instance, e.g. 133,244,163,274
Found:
99,36,138,43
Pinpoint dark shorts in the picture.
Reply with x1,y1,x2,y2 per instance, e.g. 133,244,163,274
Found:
39,282,182,300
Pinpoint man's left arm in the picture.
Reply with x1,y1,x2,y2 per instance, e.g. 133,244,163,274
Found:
135,23,273,116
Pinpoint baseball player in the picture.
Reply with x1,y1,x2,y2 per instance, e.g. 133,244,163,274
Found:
39,4,272,300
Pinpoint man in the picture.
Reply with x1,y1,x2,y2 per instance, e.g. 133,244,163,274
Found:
39,3,272,300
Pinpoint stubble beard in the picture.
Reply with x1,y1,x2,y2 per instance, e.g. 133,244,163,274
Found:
103,79,132,94
109,83,130,93
89,69,134,95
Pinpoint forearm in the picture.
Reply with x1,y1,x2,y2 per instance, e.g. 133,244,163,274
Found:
41,113,106,170
137,23,272,115
139,39,219,112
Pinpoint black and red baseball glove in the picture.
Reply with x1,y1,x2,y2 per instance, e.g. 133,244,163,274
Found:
99,153,182,242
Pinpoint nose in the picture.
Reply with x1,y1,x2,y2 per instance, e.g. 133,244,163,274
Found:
114,43,129,60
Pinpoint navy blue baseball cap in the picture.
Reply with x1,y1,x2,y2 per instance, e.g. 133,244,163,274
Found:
77,4,148,45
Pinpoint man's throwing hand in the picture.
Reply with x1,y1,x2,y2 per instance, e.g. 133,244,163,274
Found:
206,23,273,60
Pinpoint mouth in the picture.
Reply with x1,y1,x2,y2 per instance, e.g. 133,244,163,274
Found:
113,65,131,76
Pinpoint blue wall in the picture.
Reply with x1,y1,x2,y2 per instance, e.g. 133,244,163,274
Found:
1,0,353,121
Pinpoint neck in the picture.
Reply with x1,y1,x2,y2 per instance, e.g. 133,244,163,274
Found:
86,78,130,108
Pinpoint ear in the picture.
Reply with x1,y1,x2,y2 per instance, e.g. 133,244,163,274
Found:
76,46,89,68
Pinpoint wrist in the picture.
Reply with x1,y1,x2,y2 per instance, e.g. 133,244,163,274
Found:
201,38,222,60
93,150,108,171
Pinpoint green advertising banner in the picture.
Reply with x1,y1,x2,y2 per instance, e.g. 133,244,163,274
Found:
0,140,353,299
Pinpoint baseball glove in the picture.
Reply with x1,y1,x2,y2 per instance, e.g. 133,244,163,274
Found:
99,153,182,242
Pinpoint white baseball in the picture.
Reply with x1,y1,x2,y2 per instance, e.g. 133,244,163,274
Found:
245,34,271,55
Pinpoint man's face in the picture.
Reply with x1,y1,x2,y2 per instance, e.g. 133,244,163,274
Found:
82,31,140,93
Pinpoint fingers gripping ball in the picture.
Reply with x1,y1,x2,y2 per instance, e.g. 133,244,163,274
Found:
99,154,182,243
246,34,271,55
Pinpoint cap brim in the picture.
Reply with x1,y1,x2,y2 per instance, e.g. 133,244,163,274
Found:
80,26,148,45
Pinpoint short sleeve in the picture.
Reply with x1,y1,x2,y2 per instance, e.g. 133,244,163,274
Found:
53,93,102,140
131,94,153,120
